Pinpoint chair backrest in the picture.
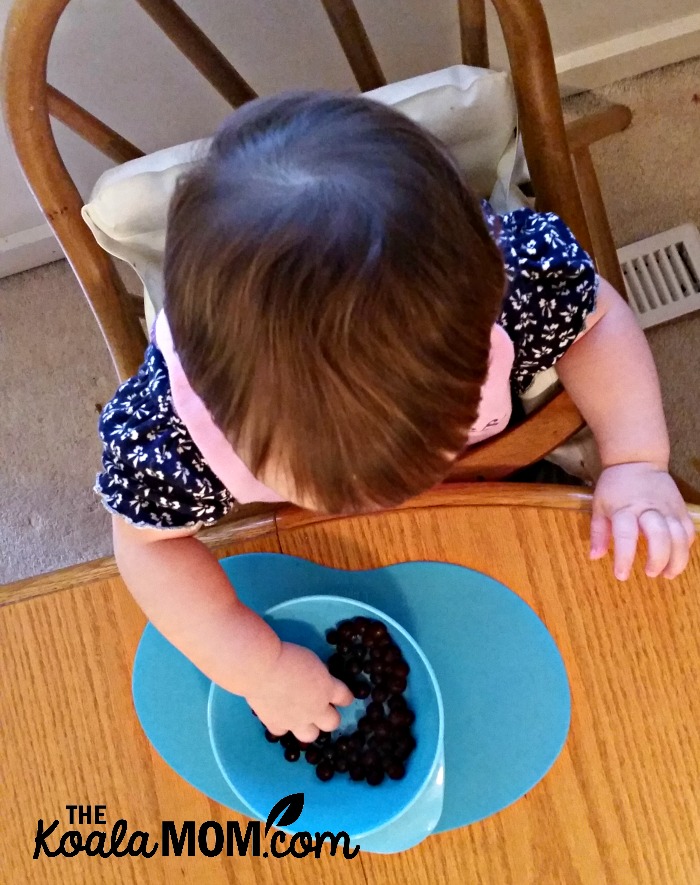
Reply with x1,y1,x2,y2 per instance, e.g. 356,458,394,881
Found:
2,0,592,480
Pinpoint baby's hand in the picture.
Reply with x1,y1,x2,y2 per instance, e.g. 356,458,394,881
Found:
245,642,354,743
590,462,695,580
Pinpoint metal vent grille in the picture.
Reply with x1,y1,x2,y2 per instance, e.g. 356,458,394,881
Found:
616,223,700,329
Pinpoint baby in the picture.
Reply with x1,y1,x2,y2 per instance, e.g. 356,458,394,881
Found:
96,90,694,742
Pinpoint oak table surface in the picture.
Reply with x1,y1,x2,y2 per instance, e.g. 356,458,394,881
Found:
2,493,699,885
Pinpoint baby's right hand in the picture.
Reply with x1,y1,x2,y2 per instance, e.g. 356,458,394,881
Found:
244,642,354,743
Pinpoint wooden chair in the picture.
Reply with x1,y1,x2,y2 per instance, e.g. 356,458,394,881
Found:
2,0,632,486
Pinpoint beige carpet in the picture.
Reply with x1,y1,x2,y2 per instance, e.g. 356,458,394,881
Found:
1,56,699,584
0,261,116,582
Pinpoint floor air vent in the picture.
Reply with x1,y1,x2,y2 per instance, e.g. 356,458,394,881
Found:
616,223,700,329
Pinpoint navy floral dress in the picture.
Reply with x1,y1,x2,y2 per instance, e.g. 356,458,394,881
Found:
95,203,599,529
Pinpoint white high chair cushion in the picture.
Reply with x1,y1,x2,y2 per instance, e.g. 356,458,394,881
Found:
81,65,518,320
366,65,516,197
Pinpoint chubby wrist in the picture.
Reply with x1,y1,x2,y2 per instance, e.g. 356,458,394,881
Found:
598,438,670,474
600,455,670,474
240,630,285,697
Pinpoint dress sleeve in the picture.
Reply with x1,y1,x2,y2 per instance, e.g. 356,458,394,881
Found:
495,206,600,394
94,345,235,529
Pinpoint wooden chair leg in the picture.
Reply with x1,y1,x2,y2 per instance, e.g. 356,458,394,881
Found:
565,105,633,153
566,104,633,297
571,146,627,296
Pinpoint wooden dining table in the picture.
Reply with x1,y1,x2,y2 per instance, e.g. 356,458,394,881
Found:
2,482,699,885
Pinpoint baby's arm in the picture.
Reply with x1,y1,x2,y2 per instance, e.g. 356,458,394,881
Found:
555,277,695,578
113,516,352,740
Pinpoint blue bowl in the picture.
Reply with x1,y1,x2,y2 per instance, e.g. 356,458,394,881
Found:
208,595,444,842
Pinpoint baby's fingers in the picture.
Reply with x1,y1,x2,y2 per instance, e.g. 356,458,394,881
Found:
682,514,696,547
315,704,343,734
611,510,639,580
590,512,611,560
638,510,671,577
293,723,321,744
661,517,692,579
330,677,354,708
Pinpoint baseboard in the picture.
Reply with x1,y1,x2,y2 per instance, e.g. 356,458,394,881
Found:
0,223,64,279
555,12,700,95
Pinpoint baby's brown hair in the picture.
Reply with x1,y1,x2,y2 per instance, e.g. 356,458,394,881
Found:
164,90,506,513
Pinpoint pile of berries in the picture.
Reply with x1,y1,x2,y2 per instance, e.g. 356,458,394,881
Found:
262,616,416,786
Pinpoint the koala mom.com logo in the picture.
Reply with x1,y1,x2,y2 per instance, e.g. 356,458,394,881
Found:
33,794,359,860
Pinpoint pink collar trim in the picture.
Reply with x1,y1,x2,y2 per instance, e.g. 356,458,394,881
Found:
465,323,515,444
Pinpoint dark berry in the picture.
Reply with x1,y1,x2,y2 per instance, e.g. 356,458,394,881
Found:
354,616,371,635
366,701,385,722
362,660,373,674
366,767,385,786
361,748,381,768
391,726,412,742
373,720,391,739
388,695,408,711
387,676,407,694
386,761,406,780
327,653,345,676
325,628,339,644
352,680,371,700
280,732,297,749
305,746,321,765
394,735,417,760
334,755,349,773
357,716,373,733
391,660,410,679
284,745,301,762
388,708,411,728
316,761,334,781
383,645,401,663
370,646,384,661
322,745,336,762
348,733,365,752
337,620,355,639
370,662,386,679
373,738,394,758
371,685,390,704
264,729,281,743
337,640,352,655
315,730,332,745
395,743,411,761
347,658,363,676
349,764,365,782
335,736,351,754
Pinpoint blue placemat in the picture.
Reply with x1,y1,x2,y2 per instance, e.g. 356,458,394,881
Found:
133,554,570,839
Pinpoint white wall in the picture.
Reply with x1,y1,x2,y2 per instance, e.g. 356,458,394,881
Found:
1,0,699,272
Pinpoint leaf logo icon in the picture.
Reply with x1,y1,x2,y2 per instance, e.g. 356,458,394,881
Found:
264,793,305,836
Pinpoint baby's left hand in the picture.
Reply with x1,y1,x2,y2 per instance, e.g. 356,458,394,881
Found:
590,462,696,580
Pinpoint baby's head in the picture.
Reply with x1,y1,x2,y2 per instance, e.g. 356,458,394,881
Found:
164,90,506,514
